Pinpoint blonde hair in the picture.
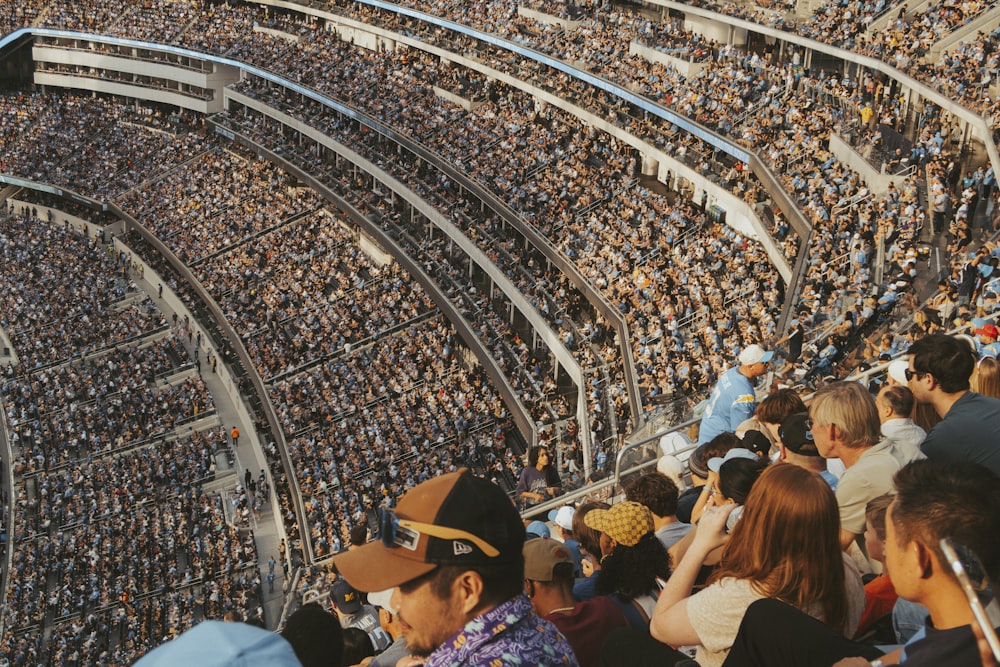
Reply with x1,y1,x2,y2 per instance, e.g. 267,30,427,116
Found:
809,381,880,448
972,357,1000,399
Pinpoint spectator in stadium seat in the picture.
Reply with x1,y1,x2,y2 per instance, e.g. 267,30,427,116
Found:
516,446,562,513
874,384,926,465
908,334,1000,476
854,494,897,641
280,602,345,667
649,464,864,667
584,501,671,630
679,433,740,524
777,412,839,489
809,381,900,552
971,356,1000,399
698,345,773,445
548,505,583,577
522,537,629,667
723,461,1000,667
332,469,577,665
739,387,807,453
341,627,375,667
365,589,411,667
623,471,692,551
331,579,392,654
571,500,610,603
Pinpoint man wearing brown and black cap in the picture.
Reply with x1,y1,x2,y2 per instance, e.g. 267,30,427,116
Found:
333,469,577,667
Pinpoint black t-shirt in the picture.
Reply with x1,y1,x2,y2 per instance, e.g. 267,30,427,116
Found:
676,485,703,524
903,622,997,666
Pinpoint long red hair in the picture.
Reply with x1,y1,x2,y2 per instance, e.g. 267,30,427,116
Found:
709,463,849,633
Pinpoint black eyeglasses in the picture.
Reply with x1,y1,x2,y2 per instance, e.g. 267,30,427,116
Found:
379,507,499,557
805,418,814,430
904,368,926,382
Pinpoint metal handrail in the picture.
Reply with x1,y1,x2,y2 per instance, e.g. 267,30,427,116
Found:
518,415,701,519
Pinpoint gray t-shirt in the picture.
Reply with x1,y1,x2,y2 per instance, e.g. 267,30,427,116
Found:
341,605,392,653
654,521,693,550
369,637,409,667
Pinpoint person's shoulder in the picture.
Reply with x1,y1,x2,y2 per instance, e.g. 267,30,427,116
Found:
507,611,579,666
960,391,1000,408
903,621,983,666
941,392,1000,425
864,441,904,466
564,595,630,627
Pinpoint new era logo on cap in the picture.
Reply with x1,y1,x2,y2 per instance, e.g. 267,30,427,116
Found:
332,470,526,593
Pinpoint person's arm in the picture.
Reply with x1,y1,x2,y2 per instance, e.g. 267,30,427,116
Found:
840,529,858,552
834,475,866,552
919,428,941,458
689,470,719,525
831,647,901,666
514,470,543,502
651,504,735,646
514,470,528,496
545,465,562,496
732,394,757,428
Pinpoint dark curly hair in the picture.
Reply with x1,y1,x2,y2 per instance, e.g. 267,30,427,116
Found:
594,531,671,600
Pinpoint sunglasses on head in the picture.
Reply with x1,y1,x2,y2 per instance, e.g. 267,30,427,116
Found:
379,507,499,557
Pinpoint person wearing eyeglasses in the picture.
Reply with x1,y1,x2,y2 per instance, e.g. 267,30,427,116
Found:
332,469,577,667
907,334,1000,477
808,382,900,553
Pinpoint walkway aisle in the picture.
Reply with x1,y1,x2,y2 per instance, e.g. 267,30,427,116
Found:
134,273,290,630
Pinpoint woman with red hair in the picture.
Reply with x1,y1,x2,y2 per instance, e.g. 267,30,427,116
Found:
650,464,865,667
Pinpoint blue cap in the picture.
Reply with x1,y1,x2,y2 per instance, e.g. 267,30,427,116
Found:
133,621,300,667
707,447,759,472
526,521,550,539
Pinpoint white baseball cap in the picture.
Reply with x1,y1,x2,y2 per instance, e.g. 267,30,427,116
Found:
366,589,395,611
548,505,575,531
739,344,774,366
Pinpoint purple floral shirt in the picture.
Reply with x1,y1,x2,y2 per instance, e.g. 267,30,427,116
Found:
425,594,579,667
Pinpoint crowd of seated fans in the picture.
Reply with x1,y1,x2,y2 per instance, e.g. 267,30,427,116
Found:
0,213,261,666
271,316,517,558
0,0,993,444
47,125,535,559
1,0,1000,663
218,48,782,409
115,148,325,266
0,0,993,437
0,0,948,374
0,91,206,201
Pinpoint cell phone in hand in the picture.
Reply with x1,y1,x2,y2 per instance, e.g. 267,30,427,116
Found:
725,505,744,533
939,537,1000,662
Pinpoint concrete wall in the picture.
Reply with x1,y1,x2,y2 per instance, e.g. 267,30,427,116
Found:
517,6,582,29
629,40,708,79
31,45,240,113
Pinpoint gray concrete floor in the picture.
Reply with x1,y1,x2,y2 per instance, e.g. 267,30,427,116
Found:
134,273,289,630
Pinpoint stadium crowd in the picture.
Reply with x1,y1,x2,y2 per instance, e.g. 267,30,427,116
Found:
0,0,994,476
0,213,263,665
3,0,1000,662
